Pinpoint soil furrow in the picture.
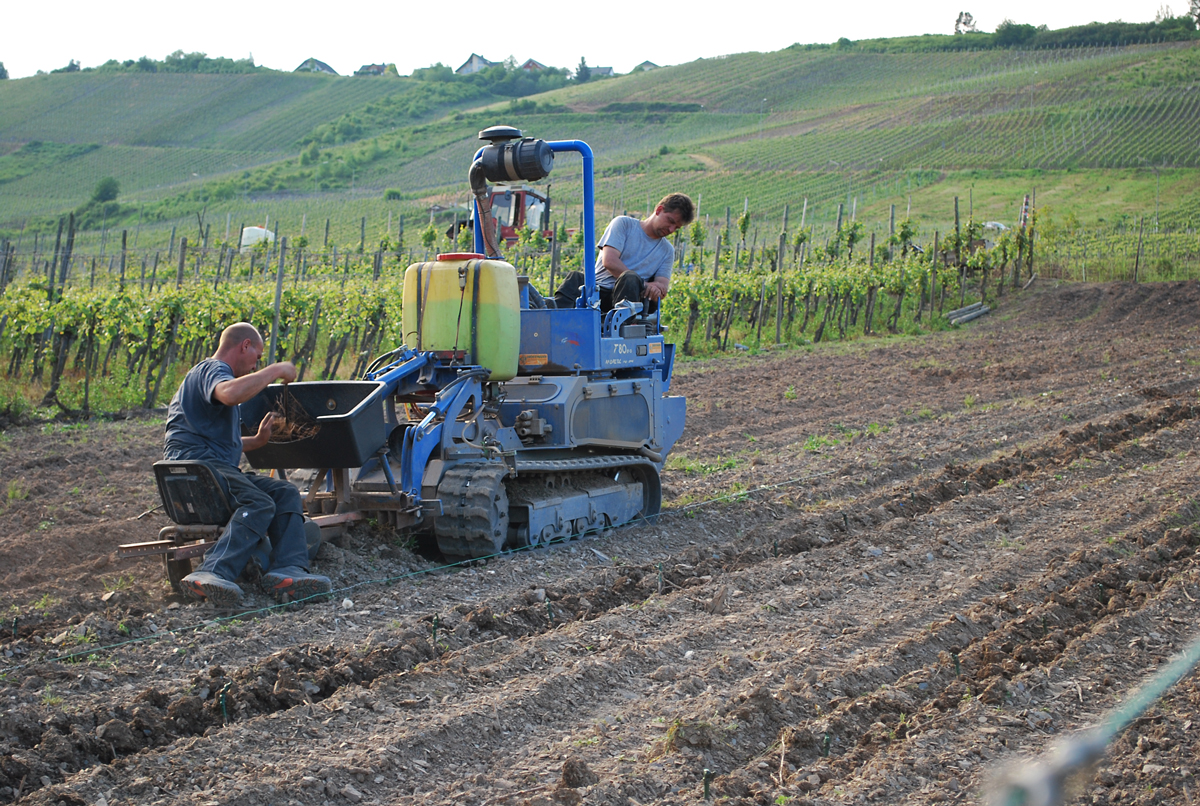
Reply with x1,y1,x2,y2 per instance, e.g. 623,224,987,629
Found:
6,281,1200,806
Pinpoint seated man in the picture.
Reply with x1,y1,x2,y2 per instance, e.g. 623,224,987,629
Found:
553,192,695,314
164,322,332,607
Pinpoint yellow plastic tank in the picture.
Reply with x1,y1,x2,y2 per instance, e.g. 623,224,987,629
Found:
402,253,520,381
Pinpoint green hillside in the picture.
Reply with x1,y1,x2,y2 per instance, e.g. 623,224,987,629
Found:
0,72,405,150
2,37,1199,244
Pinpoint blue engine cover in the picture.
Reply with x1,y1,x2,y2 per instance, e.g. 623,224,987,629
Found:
499,374,685,458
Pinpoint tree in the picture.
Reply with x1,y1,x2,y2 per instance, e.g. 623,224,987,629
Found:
994,19,1038,46
575,57,591,83
1191,0,1200,28
0,62,7,80
91,177,119,204
51,59,80,74
954,11,978,34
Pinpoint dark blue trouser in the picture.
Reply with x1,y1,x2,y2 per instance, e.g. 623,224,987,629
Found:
198,467,310,582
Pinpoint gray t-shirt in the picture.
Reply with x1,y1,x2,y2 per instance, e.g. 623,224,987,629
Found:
595,216,673,289
163,358,243,469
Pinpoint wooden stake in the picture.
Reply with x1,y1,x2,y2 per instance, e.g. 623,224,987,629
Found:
176,237,187,288
269,238,287,364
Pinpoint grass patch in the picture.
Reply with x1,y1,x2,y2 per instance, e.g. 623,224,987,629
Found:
101,574,136,593
665,454,740,474
31,593,59,613
803,434,840,451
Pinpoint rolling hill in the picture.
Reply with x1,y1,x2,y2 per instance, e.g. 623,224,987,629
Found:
1,36,1198,246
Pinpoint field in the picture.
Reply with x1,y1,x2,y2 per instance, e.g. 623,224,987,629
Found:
4,280,1200,805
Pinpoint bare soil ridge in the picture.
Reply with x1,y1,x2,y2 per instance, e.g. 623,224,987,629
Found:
3,280,1200,806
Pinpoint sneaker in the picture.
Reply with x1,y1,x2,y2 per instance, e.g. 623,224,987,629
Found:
180,571,243,607
261,567,332,603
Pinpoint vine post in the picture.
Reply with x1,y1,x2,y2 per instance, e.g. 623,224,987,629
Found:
176,238,187,288
269,238,288,365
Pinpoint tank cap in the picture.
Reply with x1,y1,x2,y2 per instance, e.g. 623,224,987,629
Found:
437,252,485,260
478,125,522,143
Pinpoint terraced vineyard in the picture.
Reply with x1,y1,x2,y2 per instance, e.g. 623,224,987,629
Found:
0,72,404,150
3,281,1200,806
0,146,280,220
4,40,1199,244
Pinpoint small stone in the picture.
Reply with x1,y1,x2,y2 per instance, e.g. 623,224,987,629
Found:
648,665,677,681
342,783,363,802
533,588,547,602
1143,764,1167,775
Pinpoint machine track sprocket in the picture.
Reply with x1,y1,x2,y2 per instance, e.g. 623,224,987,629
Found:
434,463,510,560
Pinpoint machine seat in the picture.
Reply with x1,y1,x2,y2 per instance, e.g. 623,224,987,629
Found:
153,461,235,526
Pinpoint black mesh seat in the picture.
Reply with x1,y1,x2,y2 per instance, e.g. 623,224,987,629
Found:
153,461,235,526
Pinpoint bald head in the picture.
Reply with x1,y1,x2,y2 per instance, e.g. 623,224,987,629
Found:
214,323,265,377
218,323,263,352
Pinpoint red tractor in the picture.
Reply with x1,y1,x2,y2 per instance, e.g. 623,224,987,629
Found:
449,183,551,245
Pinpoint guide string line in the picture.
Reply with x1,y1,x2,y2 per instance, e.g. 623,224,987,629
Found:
1,468,835,675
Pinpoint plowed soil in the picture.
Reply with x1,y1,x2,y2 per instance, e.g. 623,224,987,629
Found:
4,280,1200,806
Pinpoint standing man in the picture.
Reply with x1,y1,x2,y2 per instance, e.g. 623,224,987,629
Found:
164,322,332,606
553,193,695,312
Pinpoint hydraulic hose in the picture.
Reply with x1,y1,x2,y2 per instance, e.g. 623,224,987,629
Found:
469,159,503,259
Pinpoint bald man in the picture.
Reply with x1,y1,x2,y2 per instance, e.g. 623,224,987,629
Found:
163,323,331,606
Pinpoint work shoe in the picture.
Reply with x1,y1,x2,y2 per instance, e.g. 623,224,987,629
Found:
261,567,332,603
180,571,243,607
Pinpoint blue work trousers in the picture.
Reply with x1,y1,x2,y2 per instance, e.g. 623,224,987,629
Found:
197,467,310,582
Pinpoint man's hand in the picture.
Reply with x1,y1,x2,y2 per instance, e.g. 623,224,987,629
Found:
242,412,276,453
642,278,669,302
272,362,298,384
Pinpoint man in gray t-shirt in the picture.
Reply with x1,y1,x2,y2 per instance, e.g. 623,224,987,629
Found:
553,193,695,313
163,322,332,607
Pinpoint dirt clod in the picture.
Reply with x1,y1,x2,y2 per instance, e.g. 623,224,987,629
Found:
560,757,599,788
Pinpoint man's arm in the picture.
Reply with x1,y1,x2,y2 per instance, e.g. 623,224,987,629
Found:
644,275,670,301
604,244,670,301
213,362,297,407
599,245,630,278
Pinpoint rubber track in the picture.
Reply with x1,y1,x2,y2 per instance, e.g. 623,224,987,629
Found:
433,463,509,559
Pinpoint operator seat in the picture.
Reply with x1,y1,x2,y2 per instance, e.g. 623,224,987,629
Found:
151,461,322,592
153,460,235,526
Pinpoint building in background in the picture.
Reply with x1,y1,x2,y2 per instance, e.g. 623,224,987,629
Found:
456,54,496,75
294,58,338,75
